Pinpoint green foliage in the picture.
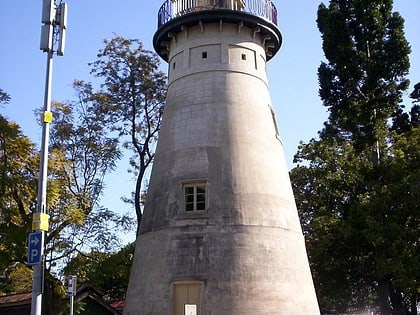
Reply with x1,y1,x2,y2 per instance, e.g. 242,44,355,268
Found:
317,0,410,151
292,125,419,313
89,36,167,228
410,82,420,103
0,263,32,294
0,115,37,294
64,243,135,300
291,1,418,314
0,82,134,313
44,84,135,275
0,89,11,105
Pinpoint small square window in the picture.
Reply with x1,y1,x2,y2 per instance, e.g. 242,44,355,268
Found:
241,54,247,60
183,182,207,212
202,51,208,59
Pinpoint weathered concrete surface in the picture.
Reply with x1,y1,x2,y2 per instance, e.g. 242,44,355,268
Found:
124,19,320,315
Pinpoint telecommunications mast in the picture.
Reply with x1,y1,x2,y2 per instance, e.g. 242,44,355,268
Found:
30,1,67,315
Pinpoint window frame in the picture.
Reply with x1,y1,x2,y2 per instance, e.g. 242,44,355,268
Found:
182,181,208,213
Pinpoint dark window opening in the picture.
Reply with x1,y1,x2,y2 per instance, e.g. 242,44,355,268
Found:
202,51,208,59
184,183,207,212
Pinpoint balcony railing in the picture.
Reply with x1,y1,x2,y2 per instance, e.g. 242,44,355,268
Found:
157,0,278,28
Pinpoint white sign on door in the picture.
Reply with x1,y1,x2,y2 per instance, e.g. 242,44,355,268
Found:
185,304,197,315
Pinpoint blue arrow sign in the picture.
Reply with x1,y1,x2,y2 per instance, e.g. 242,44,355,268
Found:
28,231,43,265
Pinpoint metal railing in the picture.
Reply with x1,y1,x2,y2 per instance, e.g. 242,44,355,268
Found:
157,0,278,28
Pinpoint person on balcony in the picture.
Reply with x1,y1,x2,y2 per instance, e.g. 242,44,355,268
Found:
213,0,245,10
236,0,245,10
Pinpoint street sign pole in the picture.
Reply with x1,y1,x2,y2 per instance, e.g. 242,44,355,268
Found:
31,21,54,315
29,230,45,315
30,2,67,314
68,275,77,315
70,294,74,315
31,1,56,314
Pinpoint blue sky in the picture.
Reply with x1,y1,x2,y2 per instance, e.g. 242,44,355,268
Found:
1,1,419,244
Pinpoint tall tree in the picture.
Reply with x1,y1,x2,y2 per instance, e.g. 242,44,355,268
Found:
89,36,167,231
317,0,410,156
290,1,418,314
44,81,132,275
0,84,132,314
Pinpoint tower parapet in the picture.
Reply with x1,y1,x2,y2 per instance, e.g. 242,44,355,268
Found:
154,0,281,61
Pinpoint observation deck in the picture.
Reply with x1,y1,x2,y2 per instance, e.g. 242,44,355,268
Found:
153,0,282,61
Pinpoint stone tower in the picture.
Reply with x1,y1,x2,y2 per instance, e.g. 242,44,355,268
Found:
124,1,320,314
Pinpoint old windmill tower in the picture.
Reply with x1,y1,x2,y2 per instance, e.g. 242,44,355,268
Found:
124,0,320,314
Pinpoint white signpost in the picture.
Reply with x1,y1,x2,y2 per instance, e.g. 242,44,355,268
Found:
68,275,77,315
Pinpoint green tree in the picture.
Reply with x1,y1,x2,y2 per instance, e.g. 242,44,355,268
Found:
44,81,132,271
0,84,132,314
89,36,167,231
63,243,135,300
290,1,418,314
40,83,134,313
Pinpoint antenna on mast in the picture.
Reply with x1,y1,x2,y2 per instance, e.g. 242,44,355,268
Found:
57,2,68,56
31,1,68,315
40,0,68,55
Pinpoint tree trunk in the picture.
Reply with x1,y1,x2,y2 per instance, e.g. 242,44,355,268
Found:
135,168,145,235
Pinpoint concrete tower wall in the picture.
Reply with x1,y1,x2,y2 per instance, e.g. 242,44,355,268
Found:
124,18,319,315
